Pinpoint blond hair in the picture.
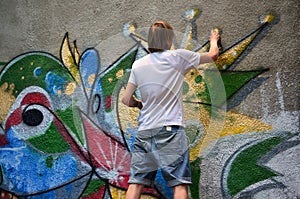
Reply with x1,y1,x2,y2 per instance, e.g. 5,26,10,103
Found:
148,21,174,53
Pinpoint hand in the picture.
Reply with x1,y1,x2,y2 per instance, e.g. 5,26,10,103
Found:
209,29,220,42
132,99,143,110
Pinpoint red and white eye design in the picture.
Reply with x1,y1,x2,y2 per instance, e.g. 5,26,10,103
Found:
4,86,54,140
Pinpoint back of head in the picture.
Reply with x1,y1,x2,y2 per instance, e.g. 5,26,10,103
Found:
148,21,174,53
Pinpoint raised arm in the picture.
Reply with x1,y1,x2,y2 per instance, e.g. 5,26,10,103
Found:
199,30,220,64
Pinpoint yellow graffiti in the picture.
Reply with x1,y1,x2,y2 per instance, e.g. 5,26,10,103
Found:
116,69,124,79
262,14,275,23
65,82,77,95
61,33,81,83
215,36,255,70
189,111,273,160
0,82,16,122
88,73,96,85
109,186,157,199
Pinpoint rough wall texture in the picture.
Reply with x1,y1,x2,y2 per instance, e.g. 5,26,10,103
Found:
0,0,299,199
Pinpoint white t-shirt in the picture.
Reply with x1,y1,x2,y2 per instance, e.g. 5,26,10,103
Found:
128,49,200,130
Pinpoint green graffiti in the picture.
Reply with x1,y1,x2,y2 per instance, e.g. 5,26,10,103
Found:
227,136,285,196
56,106,84,145
100,48,138,112
82,179,105,197
28,122,70,153
46,156,54,168
190,157,201,199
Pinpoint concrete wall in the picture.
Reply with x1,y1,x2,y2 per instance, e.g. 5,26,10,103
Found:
0,0,299,198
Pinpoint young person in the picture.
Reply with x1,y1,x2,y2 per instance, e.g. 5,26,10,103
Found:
122,20,220,199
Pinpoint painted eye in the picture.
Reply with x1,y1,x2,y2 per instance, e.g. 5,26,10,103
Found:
3,87,54,140
22,108,44,126
12,103,54,140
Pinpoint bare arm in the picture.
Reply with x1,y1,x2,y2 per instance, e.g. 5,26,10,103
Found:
199,30,220,64
121,82,143,109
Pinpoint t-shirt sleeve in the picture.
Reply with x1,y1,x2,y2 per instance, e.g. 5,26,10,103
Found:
176,49,200,73
128,66,137,86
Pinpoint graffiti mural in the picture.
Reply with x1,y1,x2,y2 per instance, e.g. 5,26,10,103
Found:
0,8,298,199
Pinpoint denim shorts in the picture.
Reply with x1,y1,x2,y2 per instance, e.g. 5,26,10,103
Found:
128,126,191,187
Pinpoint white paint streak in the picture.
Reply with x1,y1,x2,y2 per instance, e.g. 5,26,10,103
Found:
260,72,299,133
276,72,285,110
262,110,300,133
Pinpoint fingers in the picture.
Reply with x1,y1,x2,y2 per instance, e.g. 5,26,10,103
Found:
210,29,220,41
